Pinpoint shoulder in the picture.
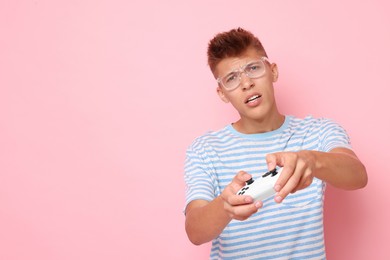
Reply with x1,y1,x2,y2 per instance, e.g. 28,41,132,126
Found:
190,125,231,147
286,115,349,141
289,115,331,124
288,115,342,130
288,115,351,150
187,125,232,153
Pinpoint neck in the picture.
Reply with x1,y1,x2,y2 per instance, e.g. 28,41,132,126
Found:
233,113,285,134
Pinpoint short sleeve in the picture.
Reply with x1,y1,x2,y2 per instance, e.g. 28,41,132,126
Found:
183,144,216,212
319,118,352,152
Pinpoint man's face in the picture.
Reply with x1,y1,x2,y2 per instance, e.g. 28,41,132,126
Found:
214,47,279,123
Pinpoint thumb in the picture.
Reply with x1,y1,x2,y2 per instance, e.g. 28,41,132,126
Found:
233,171,252,185
230,171,252,192
266,153,281,170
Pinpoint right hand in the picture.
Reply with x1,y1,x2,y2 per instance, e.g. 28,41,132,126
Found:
220,171,263,221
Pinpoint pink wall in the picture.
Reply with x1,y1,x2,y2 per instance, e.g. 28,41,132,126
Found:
1,0,389,259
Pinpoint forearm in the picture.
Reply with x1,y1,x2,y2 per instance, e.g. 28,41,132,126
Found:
313,148,367,190
185,196,232,245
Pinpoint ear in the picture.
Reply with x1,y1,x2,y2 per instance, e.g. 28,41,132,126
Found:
217,86,230,103
271,63,279,82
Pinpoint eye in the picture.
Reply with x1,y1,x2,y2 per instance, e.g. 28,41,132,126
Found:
247,63,262,72
224,73,238,83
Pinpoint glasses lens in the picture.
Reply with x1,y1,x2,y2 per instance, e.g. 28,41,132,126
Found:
220,59,266,90
222,72,240,90
245,61,265,78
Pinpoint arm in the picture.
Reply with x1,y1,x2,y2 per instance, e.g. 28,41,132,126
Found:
185,171,262,245
312,148,367,189
266,147,368,203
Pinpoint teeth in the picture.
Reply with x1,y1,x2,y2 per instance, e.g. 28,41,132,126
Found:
247,95,260,102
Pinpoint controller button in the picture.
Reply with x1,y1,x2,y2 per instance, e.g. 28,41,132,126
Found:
246,178,254,185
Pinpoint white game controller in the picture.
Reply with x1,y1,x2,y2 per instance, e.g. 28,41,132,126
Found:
236,167,284,202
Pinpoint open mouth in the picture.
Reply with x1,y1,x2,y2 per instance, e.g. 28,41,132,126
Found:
245,95,261,104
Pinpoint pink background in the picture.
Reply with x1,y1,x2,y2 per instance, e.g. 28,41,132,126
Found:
1,0,389,259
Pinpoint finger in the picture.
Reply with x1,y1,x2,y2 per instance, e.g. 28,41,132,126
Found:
266,153,280,171
276,162,306,202
227,193,254,206
291,168,313,193
222,171,253,204
234,171,252,183
274,164,295,193
226,201,263,220
231,171,252,191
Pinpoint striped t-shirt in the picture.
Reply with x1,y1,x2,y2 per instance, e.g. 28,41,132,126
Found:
184,115,352,259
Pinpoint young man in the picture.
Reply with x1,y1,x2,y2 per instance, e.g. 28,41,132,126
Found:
183,28,367,259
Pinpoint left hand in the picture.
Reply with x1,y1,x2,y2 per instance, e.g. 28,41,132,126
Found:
266,150,317,203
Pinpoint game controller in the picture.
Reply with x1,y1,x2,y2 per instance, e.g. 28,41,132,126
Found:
236,167,284,202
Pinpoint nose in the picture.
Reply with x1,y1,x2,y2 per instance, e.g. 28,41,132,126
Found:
240,73,254,90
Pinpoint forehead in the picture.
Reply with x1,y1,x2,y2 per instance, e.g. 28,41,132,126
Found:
214,48,263,78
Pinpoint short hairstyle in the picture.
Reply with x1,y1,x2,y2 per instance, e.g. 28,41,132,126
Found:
207,27,268,73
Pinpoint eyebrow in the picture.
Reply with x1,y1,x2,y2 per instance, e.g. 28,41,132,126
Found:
225,71,237,77
223,60,260,77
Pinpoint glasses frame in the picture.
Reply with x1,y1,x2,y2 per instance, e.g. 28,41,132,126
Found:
216,56,270,91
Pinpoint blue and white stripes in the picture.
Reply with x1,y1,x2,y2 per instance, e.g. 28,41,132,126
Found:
184,115,351,259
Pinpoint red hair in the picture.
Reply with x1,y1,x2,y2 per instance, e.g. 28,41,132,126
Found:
207,28,267,73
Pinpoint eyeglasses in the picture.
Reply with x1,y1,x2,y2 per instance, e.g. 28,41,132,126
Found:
217,56,269,91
